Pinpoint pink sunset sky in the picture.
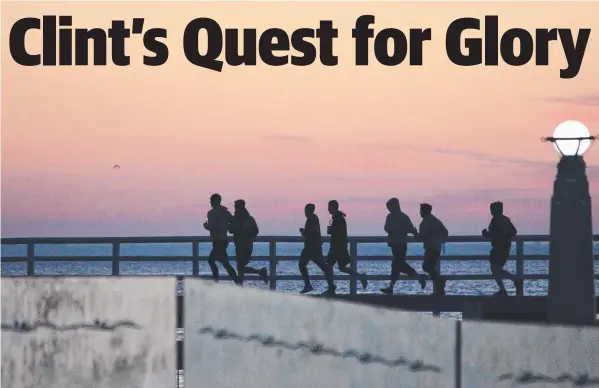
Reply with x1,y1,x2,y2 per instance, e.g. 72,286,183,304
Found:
2,1,599,237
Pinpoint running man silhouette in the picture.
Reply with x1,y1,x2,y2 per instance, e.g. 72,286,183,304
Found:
482,201,523,296
418,203,448,295
380,198,426,295
229,199,268,285
298,203,337,295
326,200,368,290
203,193,241,284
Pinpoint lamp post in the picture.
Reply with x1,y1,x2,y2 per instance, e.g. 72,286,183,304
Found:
543,120,597,325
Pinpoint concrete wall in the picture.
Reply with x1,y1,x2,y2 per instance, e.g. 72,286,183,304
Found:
2,277,599,388
1,277,176,388
461,320,599,388
184,279,457,388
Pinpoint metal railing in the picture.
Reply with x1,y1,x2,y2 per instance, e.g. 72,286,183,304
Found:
2,235,598,295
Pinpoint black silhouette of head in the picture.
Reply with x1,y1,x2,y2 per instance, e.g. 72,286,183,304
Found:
386,198,400,211
305,203,315,216
210,193,221,208
234,199,246,210
420,203,432,217
328,200,339,215
490,201,503,216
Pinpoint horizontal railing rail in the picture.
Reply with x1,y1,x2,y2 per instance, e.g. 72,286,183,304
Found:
4,234,597,244
2,235,598,295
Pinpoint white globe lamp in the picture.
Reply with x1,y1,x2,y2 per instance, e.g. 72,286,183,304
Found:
543,120,595,157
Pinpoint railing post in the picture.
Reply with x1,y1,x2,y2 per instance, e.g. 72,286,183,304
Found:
269,241,277,291
26,243,35,276
192,241,200,276
349,241,358,295
112,242,120,275
432,251,442,296
432,245,442,316
516,239,524,296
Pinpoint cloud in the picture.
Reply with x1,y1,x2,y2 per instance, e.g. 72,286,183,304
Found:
350,142,556,171
338,188,547,207
322,172,422,182
404,146,599,174
360,142,552,169
542,94,599,107
260,134,313,143
426,187,547,204
405,146,553,169
328,187,557,234
340,195,391,203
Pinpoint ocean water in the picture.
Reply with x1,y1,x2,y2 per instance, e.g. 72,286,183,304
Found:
2,241,599,298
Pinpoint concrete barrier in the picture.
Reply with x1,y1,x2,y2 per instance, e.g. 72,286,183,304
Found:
4,277,597,388
461,320,599,388
0,277,176,388
184,279,458,388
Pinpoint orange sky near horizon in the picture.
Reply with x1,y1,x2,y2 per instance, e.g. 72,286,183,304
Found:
2,1,599,237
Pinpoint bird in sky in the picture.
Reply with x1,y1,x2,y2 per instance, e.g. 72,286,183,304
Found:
114,165,120,169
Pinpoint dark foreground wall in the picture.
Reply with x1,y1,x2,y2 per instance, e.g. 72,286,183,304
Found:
1,277,598,388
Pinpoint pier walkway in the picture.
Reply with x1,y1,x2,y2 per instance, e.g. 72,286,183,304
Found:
2,235,599,387
2,234,598,319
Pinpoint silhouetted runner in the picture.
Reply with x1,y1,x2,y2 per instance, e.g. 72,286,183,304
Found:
418,203,448,295
380,198,426,295
229,199,268,285
203,193,241,284
482,201,523,296
298,203,336,295
326,200,368,290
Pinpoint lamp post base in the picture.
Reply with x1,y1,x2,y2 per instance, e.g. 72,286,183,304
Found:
548,156,596,325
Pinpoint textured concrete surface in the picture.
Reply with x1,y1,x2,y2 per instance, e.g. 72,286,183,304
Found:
1,277,176,388
184,279,457,388
462,320,599,388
